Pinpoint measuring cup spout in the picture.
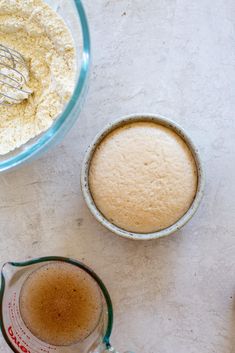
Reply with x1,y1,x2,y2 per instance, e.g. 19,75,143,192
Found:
1,262,14,280
1,261,24,290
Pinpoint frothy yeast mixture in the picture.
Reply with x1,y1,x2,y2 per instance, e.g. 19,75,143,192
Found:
0,0,76,154
20,262,102,346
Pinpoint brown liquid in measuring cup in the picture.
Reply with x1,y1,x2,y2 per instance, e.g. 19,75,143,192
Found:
19,262,102,346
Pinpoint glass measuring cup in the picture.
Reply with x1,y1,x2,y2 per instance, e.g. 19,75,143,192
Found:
0,256,134,353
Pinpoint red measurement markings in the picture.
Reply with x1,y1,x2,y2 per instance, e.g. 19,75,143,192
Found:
7,295,33,352
8,326,31,353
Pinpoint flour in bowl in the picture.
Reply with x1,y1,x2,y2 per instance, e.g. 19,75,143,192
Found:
0,0,76,154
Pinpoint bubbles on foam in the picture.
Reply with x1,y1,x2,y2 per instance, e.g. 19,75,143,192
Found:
19,262,103,346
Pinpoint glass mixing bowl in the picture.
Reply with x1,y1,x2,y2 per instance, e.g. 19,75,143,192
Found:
0,0,90,172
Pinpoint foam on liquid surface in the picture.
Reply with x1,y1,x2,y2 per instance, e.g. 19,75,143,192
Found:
19,262,102,346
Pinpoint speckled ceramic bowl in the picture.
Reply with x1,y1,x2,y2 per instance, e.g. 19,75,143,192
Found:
81,114,205,240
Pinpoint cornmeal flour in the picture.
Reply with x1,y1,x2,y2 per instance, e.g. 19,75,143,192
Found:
0,0,76,154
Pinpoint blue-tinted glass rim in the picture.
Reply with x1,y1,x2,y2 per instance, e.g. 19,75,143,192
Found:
0,0,91,172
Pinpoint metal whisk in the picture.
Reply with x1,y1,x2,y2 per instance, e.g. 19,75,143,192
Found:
0,44,31,105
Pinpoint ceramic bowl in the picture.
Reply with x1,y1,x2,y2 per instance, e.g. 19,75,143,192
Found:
81,114,205,240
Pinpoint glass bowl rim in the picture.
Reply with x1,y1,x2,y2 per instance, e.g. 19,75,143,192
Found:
0,0,91,172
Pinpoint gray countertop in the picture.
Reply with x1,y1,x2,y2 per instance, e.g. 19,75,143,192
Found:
0,1,235,352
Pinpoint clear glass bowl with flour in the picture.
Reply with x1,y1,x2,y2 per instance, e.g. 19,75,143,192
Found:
0,0,90,172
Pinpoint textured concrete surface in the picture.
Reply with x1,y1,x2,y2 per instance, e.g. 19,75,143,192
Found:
0,0,235,352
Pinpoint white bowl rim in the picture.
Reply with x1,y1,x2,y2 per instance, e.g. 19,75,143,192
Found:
81,114,205,241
